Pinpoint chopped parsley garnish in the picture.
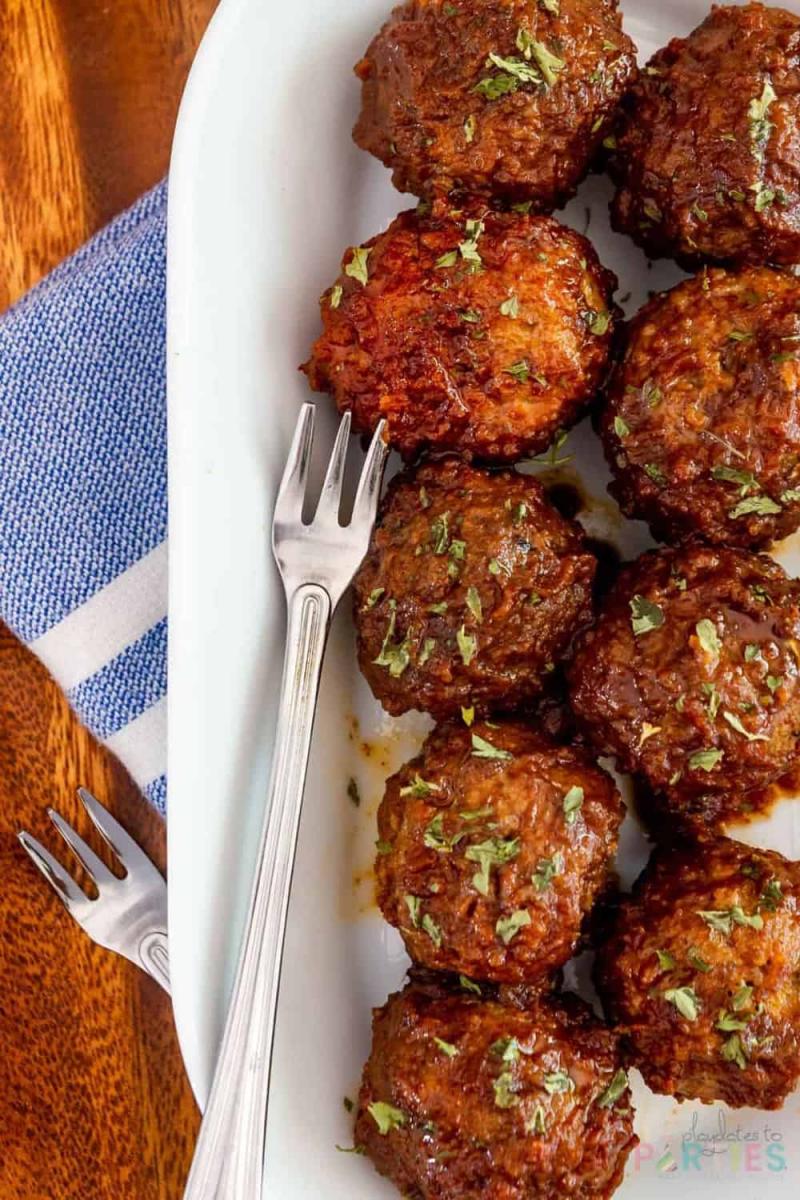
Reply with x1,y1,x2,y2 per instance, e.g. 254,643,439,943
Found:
717,1010,748,1033
466,836,521,895
630,594,665,636
363,587,385,610
744,643,762,662
347,778,360,808
373,601,410,677
345,247,371,286
500,294,520,318
457,625,478,666
748,80,777,162
597,1068,629,1108
368,1101,406,1135
723,710,768,741
562,785,584,825
729,495,782,519
505,359,531,383
330,284,343,309
664,986,701,1021
466,585,483,622
543,1069,574,1094
644,463,666,485
781,488,800,503
434,1037,459,1058
405,895,422,927
655,948,677,971
461,705,475,727
418,637,436,665
471,733,513,760
711,465,759,495
375,840,393,855
688,947,712,973
436,250,459,269
585,309,611,335
491,1036,522,1062
527,1105,548,1134
459,218,484,266
493,1069,518,1108
721,1033,748,1070
496,908,531,944
732,982,754,1011
532,851,564,891
460,974,481,994
424,814,463,853
614,415,630,438
459,804,493,821
464,114,477,143
422,913,443,947
695,618,721,659
688,748,724,772
540,0,560,10
473,71,521,100
698,906,764,935
528,40,566,86
759,878,783,910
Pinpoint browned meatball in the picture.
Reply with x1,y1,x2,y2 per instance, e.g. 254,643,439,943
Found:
354,458,597,718
302,204,617,463
352,0,637,208
595,837,800,1108
355,978,637,1200
609,3,800,267
376,719,624,983
567,544,800,825
600,266,800,548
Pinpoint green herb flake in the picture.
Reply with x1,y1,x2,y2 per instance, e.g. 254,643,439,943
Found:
712,465,759,495
585,309,611,335
664,986,701,1021
614,415,630,438
466,586,483,623
723,710,768,741
539,0,560,11
730,494,783,519
496,908,531,944
422,913,443,947
543,1069,574,1094
732,983,754,1011
436,250,459,269
471,733,513,760
688,947,713,973
330,284,343,309
363,587,385,611
781,488,800,503
368,1101,406,1135
655,948,677,971
459,218,484,266
418,637,436,666
562,785,584,825
721,1032,748,1070
345,247,371,286
505,359,531,383
603,134,617,150
466,836,521,895
695,618,722,659
527,1105,548,1134
375,840,393,855
460,974,482,994
597,1068,629,1108
717,1009,748,1033
492,1068,518,1108
464,114,477,143
404,894,422,927
749,80,777,162
699,906,764,935
759,878,783,911
630,594,665,637
433,1036,459,1059
457,625,478,666
373,601,411,677
688,748,724,772
500,294,520,318
644,463,667,485
532,851,564,891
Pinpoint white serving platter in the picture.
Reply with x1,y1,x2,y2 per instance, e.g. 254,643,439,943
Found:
167,0,800,1193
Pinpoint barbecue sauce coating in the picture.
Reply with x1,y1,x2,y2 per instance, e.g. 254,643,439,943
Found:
354,458,597,718
609,2,800,267
355,979,637,1200
303,204,617,463
352,0,637,208
600,266,800,548
567,543,800,815
595,838,800,1108
376,719,624,983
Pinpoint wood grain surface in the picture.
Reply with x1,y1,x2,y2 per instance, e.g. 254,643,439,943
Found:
0,1,217,1196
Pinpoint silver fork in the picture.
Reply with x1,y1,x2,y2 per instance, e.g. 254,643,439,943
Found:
17,788,170,994
183,405,388,1198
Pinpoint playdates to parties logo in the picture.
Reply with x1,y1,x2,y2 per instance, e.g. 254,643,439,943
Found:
635,1111,788,1174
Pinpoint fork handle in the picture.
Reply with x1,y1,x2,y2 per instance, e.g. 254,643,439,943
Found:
182,581,332,1200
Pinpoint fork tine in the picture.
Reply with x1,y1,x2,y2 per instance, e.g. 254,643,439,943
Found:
48,807,116,887
272,403,315,524
350,419,389,529
17,831,88,912
314,411,352,524
77,787,160,879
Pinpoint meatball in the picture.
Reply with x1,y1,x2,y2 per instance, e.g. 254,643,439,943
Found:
376,719,624,983
595,837,800,1108
355,978,637,1200
567,543,800,823
600,266,800,548
303,204,617,463
354,458,597,718
609,3,800,267
352,0,637,208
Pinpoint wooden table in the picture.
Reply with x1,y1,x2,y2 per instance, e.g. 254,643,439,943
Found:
0,3,216,1195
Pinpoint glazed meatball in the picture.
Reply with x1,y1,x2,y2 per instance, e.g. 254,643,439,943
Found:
595,838,800,1108
352,0,637,208
354,458,597,718
376,719,624,983
609,3,800,267
303,204,617,462
600,266,800,548
355,978,637,1200
567,543,800,824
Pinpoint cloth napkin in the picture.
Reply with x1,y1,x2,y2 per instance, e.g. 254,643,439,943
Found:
0,180,169,814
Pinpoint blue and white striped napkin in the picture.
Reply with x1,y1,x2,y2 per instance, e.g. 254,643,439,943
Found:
0,180,168,813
